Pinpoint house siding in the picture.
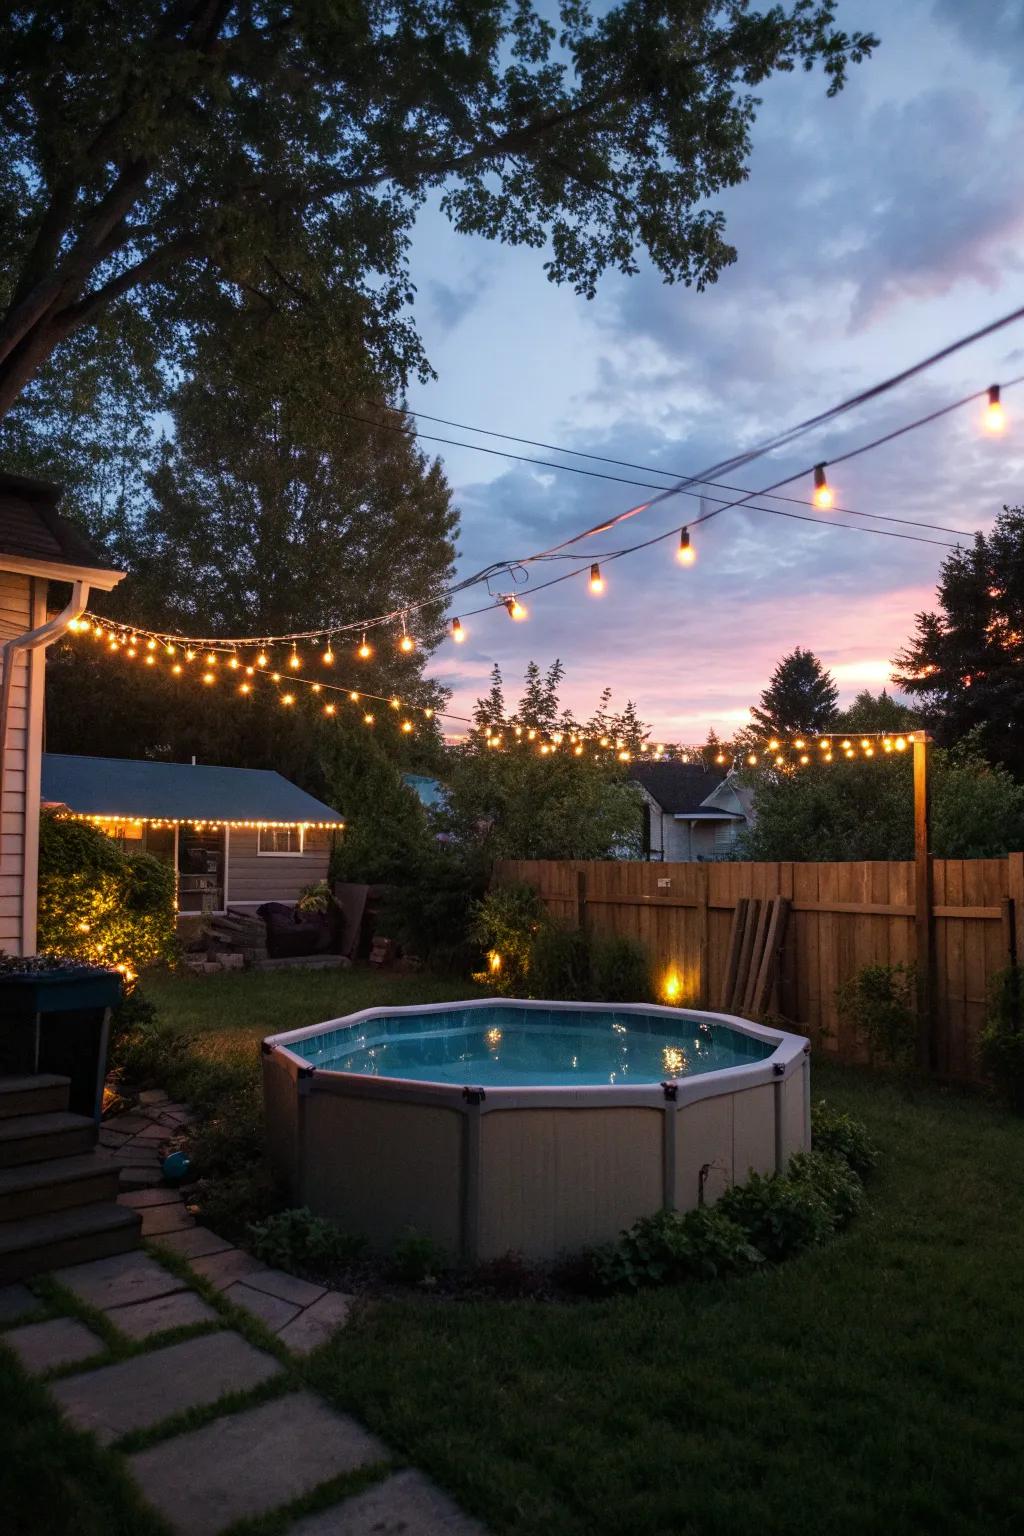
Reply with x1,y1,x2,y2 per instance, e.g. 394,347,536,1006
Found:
225,827,336,906
0,573,44,955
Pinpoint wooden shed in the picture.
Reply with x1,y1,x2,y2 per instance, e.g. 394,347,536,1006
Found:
0,472,124,954
42,754,344,920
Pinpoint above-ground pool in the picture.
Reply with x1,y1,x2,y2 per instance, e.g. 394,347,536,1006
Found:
263,999,810,1262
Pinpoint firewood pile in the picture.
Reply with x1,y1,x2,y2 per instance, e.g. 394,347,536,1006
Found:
202,907,269,965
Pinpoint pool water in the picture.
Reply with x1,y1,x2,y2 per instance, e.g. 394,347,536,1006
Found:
290,1005,773,1087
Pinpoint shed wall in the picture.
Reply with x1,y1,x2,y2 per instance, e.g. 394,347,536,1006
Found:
0,572,44,955
226,826,334,906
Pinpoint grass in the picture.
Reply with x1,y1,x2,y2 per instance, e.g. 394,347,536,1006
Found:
4,968,1024,1536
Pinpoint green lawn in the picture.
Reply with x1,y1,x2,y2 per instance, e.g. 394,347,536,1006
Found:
5,969,1024,1536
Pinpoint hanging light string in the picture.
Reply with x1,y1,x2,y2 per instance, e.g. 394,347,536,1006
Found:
72,299,1024,654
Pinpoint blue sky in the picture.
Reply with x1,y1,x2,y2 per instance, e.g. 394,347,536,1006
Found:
403,0,1024,741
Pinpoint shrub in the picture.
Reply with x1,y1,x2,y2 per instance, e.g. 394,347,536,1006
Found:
295,880,332,915
810,1100,879,1179
788,1149,864,1229
717,1170,833,1262
377,844,488,973
589,1206,764,1293
247,1208,365,1272
591,934,652,1002
528,921,593,1000
37,812,177,974
835,962,917,1070
471,881,547,994
390,1229,447,1284
979,966,1024,1114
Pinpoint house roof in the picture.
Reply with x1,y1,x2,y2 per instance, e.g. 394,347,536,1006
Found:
41,754,344,826
628,761,727,814
0,471,123,587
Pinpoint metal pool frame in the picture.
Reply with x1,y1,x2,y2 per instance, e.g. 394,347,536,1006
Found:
262,998,811,1263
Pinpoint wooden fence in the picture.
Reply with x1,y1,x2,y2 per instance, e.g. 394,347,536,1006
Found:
493,855,1024,1082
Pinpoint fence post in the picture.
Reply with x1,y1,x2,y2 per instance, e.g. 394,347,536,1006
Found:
696,864,709,1007
575,867,588,933
914,732,935,1072
1008,853,1024,967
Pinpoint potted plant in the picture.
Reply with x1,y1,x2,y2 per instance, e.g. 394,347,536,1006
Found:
0,953,123,1120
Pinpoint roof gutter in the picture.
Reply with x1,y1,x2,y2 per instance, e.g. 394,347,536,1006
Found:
0,578,91,868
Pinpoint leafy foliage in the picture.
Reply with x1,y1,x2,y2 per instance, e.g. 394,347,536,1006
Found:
377,844,489,973
247,1208,365,1272
810,1099,879,1179
742,747,1024,862
749,647,839,739
588,1206,764,1292
833,688,921,733
390,1229,447,1285
788,1149,864,1229
470,882,547,995
0,3,875,420
528,923,595,1001
893,505,1024,775
978,966,1024,1114
716,1169,834,1261
836,963,917,1071
591,934,654,1003
37,812,176,973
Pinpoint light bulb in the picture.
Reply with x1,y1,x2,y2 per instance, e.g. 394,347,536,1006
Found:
984,384,1005,433
228,656,239,670
202,671,215,685
289,648,301,669
172,663,182,675
505,597,527,620
282,693,295,706
205,652,217,666
401,720,413,733
240,682,251,695
145,655,156,666
256,651,268,668
324,702,336,715
677,528,696,565
452,617,465,642
323,645,334,665
813,464,833,510
146,638,156,651
390,696,400,709
363,712,375,725
349,691,359,702
589,563,604,594
165,644,175,656
399,632,415,653
768,739,780,751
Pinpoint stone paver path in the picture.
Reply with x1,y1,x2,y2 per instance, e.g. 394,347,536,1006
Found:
0,1102,491,1535
127,1390,387,1536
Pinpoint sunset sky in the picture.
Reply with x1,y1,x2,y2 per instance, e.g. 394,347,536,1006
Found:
403,0,1024,741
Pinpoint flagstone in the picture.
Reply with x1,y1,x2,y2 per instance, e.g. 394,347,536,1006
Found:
243,1267,326,1308
140,1202,194,1236
128,1390,387,1536
288,1469,489,1535
53,1251,187,1310
105,1289,220,1341
189,1247,268,1291
5,1316,105,1376
153,1225,234,1260
222,1280,300,1331
49,1330,282,1446
276,1291,353,1355
118,1187,181,1209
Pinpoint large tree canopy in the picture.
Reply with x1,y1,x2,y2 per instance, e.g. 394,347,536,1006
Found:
749,646,839,739
893,506,1024,776
0,1,876,419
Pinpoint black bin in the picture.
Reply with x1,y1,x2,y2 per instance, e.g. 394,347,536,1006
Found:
0,966,124,1121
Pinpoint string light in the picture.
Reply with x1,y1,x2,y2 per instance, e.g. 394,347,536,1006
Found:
677,527,696,565
985,384,1005,433
205,652,217,666
399,616,415,653
505,596,527,621
812,464,833,510
358,634,372,660
323,641,334,665
289,646,301,670
452,617,465,643
589,563,604,594
363,712,375,725
256,651,268,668
202,671,215,685
324,702,336,715
282,693,295,706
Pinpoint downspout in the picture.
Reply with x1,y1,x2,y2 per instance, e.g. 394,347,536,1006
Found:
0,578,91,863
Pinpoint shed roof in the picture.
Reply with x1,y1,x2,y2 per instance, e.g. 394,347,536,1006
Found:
628,760,726,814
42,754,344,826
0,472,122,586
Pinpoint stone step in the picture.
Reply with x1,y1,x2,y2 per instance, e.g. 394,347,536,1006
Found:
0,1201,141,1284
0,1074,71,1120
0,1111,96,1168
0,1152,121,1223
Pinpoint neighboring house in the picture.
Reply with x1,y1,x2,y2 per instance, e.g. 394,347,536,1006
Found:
42,754,345,920
0,472,124,955
629,761,753,861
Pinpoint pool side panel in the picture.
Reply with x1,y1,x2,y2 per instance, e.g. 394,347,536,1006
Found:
731,1084,776,1185
300,1091,464,1255
261,1048,301,1203
675,1093,733,1210
476,1107,664,1261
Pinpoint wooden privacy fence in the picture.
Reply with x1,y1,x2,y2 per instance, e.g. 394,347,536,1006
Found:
493,854,1024,1083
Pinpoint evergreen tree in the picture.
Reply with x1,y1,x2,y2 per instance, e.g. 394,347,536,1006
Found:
586,687,615,740
893,506,1024,774
473,665,507,730
610,700,648,753
834,688,920,733
750,648,839,739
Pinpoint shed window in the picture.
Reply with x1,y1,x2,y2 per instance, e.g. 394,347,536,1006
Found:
258,826,304,856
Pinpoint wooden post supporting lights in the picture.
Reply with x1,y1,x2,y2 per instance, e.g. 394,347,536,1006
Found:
913,731,934,1071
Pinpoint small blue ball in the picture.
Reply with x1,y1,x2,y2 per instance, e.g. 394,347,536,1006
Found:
162,1150,192,1183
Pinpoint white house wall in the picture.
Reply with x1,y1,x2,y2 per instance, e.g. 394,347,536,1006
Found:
0,572,44,955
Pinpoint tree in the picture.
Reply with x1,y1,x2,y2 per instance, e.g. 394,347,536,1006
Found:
893,506,1024,775
515,659,564,734
749,648,839,739
742,748,1024,862
833,688,920,733
473,665,507,730
0,3,875,420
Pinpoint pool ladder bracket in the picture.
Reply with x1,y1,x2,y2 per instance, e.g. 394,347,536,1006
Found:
661,1081,678,1102
462,1086,486,1106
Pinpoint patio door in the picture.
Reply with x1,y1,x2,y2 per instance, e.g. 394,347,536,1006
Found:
177,825,227,914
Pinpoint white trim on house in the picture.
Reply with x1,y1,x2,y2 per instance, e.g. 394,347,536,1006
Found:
0,553,123,589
